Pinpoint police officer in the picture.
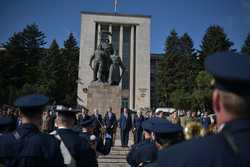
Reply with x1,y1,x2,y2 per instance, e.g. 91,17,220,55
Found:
127,118,158,167
51,106,98,167
0,94,64,167
155,52,250,167
80,116,112,156
127,117,183,167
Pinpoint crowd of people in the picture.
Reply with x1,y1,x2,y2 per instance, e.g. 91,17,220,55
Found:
0,51,250,167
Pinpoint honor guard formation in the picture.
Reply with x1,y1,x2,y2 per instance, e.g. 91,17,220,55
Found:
1,51,250,167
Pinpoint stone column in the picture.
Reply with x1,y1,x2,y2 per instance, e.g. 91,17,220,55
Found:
119,25,123,60
109,24,112,42
97,23,101,46
129,25,135,109
119,25,124,88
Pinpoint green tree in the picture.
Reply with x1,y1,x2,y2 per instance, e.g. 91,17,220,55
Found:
170,89,192,110
38,39,63,102
157,31,198,107
199,25,233,64
61,33,79,106
1,23,46,104
179,33,200,92
241,33,250,55
191,71,213,112
157,30,181,106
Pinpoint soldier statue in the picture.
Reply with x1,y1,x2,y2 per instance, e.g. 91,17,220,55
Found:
109,49,126,85
89,32,113,83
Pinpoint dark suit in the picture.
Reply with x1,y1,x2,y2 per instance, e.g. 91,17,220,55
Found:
119,113,132,146
201,116,211,129
0,123,64,167
155,119,250,167
133,115,145,144
92,114,103,138
55,128,98,167
78,114,91,126
104,112,117,135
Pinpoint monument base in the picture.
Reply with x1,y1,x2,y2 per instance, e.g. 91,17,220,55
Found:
87,84,121,116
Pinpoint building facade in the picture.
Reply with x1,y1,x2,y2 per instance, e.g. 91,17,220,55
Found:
78,12,151,110
150,53,163,109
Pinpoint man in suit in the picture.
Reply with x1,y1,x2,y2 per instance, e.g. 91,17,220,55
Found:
133,110,145,144
78,108,91,126
104,107,117,145
0,94,64,167
119,108,132,147
92,109,103,138
201,111,211,129
155,52,250,167
52,106,97,167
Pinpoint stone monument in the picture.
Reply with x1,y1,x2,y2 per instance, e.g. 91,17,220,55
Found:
87,31,125,116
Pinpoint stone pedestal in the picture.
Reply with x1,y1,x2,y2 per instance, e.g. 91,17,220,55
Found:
87,84,121,116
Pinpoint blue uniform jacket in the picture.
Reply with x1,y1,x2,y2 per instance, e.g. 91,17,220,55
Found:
0,123,64,167
154,119,250,167
127,139,158,167
56,129,98,167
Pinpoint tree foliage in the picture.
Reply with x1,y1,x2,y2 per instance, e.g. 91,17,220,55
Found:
157,30,198,108
199,25,233,65
241,33,250,55
0,24,79,106
0,24,46,104
157,26,233,111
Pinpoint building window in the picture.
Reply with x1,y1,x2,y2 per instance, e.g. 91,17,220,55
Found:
122,98,129,108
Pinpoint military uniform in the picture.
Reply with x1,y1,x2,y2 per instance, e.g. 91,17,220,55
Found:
53,128,97,167
127,139,157,167
0,94,64,167
155,52,250,167
52,107,98,167
127,117,183,167
80,116,112,156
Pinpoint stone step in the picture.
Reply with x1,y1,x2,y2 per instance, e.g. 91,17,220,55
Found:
98,158,127,163
114,140,134,147
107,150,129,156
98,145,130,167
98,162,129,167
111,146,130,151
98,154,127,159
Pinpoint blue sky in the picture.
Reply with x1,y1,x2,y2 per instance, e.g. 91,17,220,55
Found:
0,0,250,53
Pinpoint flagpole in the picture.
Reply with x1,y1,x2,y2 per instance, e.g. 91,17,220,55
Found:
114,0,117,13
